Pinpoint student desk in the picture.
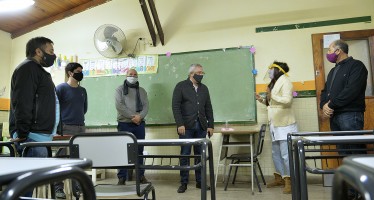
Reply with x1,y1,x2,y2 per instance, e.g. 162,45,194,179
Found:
289,132,374,200
216,127,259,195
138,138,215,200
21,138,216,200
0,157,94,199
333,155,374,200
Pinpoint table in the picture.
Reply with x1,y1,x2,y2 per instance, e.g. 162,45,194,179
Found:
216,127,258,194
0,157,91,184
289,132,374,200
138,138,215,200
333,155,374,200
0,157,94,199
20,140,106,183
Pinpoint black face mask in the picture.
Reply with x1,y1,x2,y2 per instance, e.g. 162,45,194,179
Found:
72,72,84,81
40,50,56,67
193,74,204,83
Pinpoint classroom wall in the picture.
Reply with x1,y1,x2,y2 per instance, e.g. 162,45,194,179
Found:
0,30,11,97
5,0,374,177
0,30,11,122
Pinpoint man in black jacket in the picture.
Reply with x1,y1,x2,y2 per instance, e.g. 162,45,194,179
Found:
321,39,368,153
9,37,57,159
321,39,368,200
172,63,214,193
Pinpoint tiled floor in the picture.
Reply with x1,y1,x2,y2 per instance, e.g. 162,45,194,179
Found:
93,176,332,200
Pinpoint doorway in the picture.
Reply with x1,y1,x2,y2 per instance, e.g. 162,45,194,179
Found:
312,29,374,132
311,29,374,183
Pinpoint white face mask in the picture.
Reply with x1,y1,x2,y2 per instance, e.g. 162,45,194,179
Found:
268,68,275,79
126,76,138,84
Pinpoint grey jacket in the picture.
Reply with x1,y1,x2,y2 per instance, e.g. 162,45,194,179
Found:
115,84,149,123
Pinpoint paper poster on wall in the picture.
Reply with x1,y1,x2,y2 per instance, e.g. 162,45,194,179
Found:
323,34,340,48
81,55,158,77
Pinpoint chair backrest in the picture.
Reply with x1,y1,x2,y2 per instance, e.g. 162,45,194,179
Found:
69,132,137,168
255,124,267,156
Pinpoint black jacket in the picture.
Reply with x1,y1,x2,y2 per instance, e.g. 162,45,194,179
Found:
320,57,367,114
9,59,56,139
172,78,214,130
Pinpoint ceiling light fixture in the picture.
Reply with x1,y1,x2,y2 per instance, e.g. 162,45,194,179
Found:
0,0,35,12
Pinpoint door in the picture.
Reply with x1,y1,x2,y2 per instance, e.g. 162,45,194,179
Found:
312,29,374,132
312,29,374,178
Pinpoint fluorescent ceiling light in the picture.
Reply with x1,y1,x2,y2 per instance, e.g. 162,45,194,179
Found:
0,0,35,12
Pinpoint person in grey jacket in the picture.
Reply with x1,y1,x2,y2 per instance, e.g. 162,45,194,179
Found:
115,68,149,185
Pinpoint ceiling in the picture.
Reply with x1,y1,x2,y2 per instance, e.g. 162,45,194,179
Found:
0,0,112,39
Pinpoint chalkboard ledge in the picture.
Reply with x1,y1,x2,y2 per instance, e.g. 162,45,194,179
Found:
85,121,257,129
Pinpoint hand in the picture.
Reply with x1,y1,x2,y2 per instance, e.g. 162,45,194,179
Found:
10,138,26,142
131,114,142,125
177,126,186,135
255,93,262,101
207,128,214,138
322,101,334,118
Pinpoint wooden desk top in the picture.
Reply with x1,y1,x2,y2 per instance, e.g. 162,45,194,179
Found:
53,135,72,141
217,124,259,135
220,130,258,135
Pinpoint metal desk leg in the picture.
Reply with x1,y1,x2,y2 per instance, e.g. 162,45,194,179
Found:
208,141,216,200
215,134,224,187
297,140,308,200
293,140,301,200
201,142,207,200
288,135,297,200
250,134,254,195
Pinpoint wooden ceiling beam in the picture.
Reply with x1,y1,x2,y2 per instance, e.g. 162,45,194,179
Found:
11,0,112,39
139,0,157,47
147,0,164,45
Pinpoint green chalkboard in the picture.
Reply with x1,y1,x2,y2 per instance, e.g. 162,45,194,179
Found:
81,48,256,126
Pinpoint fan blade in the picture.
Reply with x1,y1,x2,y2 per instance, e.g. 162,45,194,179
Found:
95,40,109,51
106,38,123,54
104,26,119,38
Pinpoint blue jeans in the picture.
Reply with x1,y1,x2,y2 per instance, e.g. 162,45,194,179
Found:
179,121,207,184
15,138,48,157
15,138,48,197
117,121,145,179
330,112,366,155
272,140,290,177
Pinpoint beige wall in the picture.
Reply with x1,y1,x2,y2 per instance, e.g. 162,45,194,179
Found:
0,30,11,98
4,0,374,177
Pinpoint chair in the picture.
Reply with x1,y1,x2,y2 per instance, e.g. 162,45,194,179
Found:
224,124,267,192
69,132,156,200
0,141,15,157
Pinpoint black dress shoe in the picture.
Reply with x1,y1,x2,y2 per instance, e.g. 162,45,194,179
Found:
177,184,187,193
117,177,126,185
196,183,211,190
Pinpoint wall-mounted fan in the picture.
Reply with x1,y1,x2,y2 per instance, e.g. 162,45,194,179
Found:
94,24,127,58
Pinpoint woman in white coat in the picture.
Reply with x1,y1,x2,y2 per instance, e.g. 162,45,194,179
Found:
256,61,298,194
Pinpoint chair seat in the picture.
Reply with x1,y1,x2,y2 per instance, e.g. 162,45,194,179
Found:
227,153,259,161
95,184,152,197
